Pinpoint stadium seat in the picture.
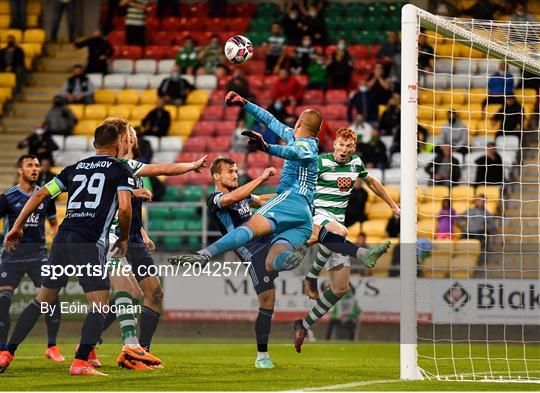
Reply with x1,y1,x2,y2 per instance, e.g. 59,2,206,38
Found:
65,135,88,151
143,45,167,60
195,75,217,90
164,105,178,120
366,202,393,220
451,185,475,203
135,59,157,74
417,219,436,238
325,89,347,104
0,29,22,43
157,59,175,74
84,104,108,120
303,90,324,105
191,121,216,136
160,136,183,152
126,74,150,89
178,105,202,121
431,239,454,254
74,120,100,136
475,185,500,203
67,104,84,119
130,104,155,120
103,74,126,89
183,136,208,152
149,74,167,89
143,135,160,152
22,28,45,43
449,255,478,278
384,168,400,184
87,73,103,89
422,254,450,278
117,45,143,60
140,89,158,104
321,104,347,120
186,90,209,105
108,30,125,45
209,90,225,104
152,151,178,164
454,238,481,258
162,185,181,202
206,136,230,152
94,89,117,104
201,105,224,120
418,202,441,220
117,89,140,105
361,220,387,238
112,59,134,74
169,121,195,137
108,104,132,119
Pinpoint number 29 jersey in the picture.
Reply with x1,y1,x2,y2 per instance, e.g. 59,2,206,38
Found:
46,154,135,244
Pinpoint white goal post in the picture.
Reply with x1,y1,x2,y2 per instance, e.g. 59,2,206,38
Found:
400,4,540,383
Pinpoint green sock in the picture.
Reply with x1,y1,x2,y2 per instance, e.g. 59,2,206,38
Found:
302,289,343,329
307,245,332,279
113,291,138,346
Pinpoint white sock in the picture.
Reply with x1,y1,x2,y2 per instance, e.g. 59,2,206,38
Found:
257,351,269,360
124,336,140,348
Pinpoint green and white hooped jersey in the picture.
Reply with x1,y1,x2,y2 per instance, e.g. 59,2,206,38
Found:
108,158,145,235
314,153,368,224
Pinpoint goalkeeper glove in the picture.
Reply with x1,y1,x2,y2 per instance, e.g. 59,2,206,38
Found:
225,91,247,107
241,130,269,153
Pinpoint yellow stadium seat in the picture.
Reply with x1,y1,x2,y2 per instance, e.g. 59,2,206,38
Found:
366,202,393,220
0,1,9,13
140,89,157,105
452,201,470,215
165,105,178,120
74,120,100,135
186,89,209,105
23,28,45,43
84,104,108,120
475,185,500,203
27,0,42,14
26,13,39,27
347,222,362,238
418,106,435,121
440,89,466,106
451,185,475,203
423,185,449,203
178,105,202,121
130,104,155,121
94,89,117,105
169,121,195,137
432,239,454,254
417,218,436,238
108,104,133,119
68,104,84,119
117,89,140,105
0,72,15,88
454,238,481,257
434,44,454,57
417,187,425,204
0,29,22,43
19,42,41,58
418,89,441,105
418,202,442,220
422,254,450,278
449,255,477,278
515,88,537,105
466,88,487,105
455,103,483,120
0,14,10,28
0,86,13,101
361,219,387,238
420,118,447,136
385,185,400,203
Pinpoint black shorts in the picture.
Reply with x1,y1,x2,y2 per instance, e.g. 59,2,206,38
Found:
41,230,110,293
0,250,48,288
125,242,156,282
247,246,279,295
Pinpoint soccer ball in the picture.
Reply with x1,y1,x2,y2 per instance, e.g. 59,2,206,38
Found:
224,35,253,64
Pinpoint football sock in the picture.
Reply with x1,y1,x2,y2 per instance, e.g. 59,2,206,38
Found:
257,351,269,360
318,227,367,260
271,243,301,272
113,291,139,347
75,311,105,361
0,290,13,350
202,226,254,258
45,297,61,347
6,299,42,355
307,245,332,279
302,289,344,329
255,308,273,353
139,306,160,350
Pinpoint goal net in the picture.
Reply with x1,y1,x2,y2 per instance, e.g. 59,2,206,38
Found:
400,5,540,382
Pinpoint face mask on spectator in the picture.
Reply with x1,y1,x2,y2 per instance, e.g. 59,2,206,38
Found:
289,12,298,20
303,39,311,47
309,11,317,17
360,85,368,92
170,73,180,81
338,43,346,50
274,101,283,110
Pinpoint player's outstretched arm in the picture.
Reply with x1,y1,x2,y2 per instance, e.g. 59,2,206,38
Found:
219,167,276,208
362,174,401,216
225,91,294,142
138,155,207,177
251,193,277,208
4,187,52,251
242,130,314,162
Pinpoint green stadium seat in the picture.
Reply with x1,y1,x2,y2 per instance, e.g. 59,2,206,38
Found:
148,207,170,220
329,30,348,43
256,3,279,17
162,186,181,202
374,30,389,43
383,15,401,31
363,15,380,31
353,30,377,45
171,207,197,220
349,3,367,16
148,219,166,231
325,3,345,17
183,185,204,202
324,16,342,31
162,236,182,251
248,31,270,46
168,220,186,231
249,17,273,32
368,2,389,16
186,236,200,249
186,220,202,231
342,16,363,31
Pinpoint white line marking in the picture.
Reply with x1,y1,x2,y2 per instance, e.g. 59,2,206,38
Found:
287,379,402,392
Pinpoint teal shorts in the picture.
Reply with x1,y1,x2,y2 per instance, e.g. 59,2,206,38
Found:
255,191,313,247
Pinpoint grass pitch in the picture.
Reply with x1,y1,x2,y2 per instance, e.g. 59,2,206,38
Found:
0,342,538,391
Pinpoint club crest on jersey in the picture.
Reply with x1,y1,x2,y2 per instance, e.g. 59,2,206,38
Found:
25,212,40,226
337,177,352,192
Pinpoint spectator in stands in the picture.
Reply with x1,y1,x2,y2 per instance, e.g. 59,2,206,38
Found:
0,34,25,94
157,0,180,18
463,0,501,20
357,129,388,169
378,93,400,136
426,144,461,187
349,113,373,144
272,68,303,106
232,118,249,152
17,128,59,166
510,1,536,22
327,39,354,89
264,23,287,75
492,95,524,140
267,99,289,124
439,110,469,156
198,35,224,75
367,63,392,108
51,0,76,43
101,0,122,35
142,98,171,137
209,0,227,17
436,198,456,240
344,179,367,227
456,194,497,257
157,65,194,105
175,37,199,75
136,130,154,164
42,95,78,136
376,32,400,76
225,69,252,101
348,81,378,123
475,142,504,185
418,28,434,71
483,61,514,107
37,158,55,187
122,0,149,46
9,0,26,29
303,4,326,45
282,5,305,45
75,29,114,74
60,64,95,104
291,35,315,75
306,52,328,90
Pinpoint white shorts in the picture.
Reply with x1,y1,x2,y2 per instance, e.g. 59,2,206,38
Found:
313,211,339,227
326,250,350,270
106,233,128,271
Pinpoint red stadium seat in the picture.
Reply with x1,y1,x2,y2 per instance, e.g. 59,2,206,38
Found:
270,156,285,169
265,75,279,86
173,31,192,46
147,31,174,45
225,17,250,32
201,105,224,121
227,3,255,17
255,89,273,105
192,121,216,136
219,121,236,134
143,45,167,60
187,2,209,17
246,75,265,91
210,90,225,104
185,17,206,31
218,31,236,44
177,152,200,163
326,120,349,132
296,75,308,86
216,127,233,137
118,45,142,60
247,152,270,168
322,104,347,120
303,90,324,105
183,136,209,152
207,136,231,152
204,152,223,165
325,89,348,104
295,104,322,116
146,17,161,32
206,17,227,32
228,152,246,168
348,45,370,59
161,17,183,31
224,107,241,121
165,45,180,59
370,44,382,55
217,76,231,90
108,30,125,45
241,60,265,76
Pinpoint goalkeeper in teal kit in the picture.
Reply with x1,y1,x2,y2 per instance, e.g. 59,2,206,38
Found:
170,91,321,272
